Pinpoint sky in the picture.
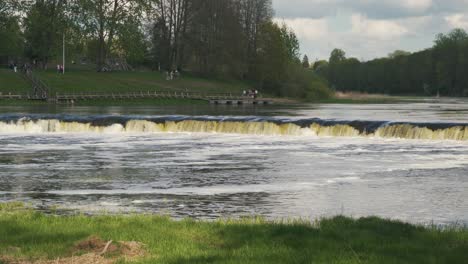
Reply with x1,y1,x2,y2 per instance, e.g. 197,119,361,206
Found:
272,0,468,61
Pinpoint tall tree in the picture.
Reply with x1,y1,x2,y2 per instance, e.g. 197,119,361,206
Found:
328,48,346,88
186,0,244,77
302,55,310,68
329,48,346,65
150,0,191,70
0,0,24,60
237,0,273,77
23,0,68,68
254,22,288,94
78,0,146,71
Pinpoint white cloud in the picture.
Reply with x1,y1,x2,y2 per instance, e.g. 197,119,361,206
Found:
273,0,468,60
445,14,468,29
402,0,433,11
274,18,328,40
351,14,409,40
273,0,468,19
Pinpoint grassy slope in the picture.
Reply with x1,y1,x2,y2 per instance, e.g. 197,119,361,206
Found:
0,204,467,264
37,69,254,95
0,69,31,94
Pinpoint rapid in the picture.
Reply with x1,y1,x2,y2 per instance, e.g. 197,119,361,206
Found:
0,99,467,225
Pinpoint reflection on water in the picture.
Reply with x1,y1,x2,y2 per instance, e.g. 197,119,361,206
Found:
0,98,467,225
1,97,468,122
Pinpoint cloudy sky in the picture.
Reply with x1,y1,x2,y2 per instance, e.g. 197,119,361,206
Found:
272,0,468,61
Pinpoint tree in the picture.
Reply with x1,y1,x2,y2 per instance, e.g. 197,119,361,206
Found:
317,29,468,97
0,0,24,60
388,50,411,58
329,48,346,65
279,23,299,62
23,0,68,68
237,0,273,78
433,28,468,95
150,0,192,71
328,48,346,88
185,0,245,77
78,0,146,71
0,17,23,60
254,22,288,94
302,55,310,68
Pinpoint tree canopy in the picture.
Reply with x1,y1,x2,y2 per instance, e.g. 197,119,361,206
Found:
318,29,468,97
0,0,331,100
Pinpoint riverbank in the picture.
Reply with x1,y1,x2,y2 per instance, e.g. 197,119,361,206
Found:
0,203,466,264
0,98,209,107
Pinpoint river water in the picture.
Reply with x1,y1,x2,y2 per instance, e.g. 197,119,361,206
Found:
0,99,467,225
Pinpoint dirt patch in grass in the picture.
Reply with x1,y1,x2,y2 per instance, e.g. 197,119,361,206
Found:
0,236,146,264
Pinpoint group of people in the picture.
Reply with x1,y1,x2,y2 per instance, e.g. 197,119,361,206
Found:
243,89,259,99
56,64,64,73
8,63,18,73
8,62,33,73
165,70,180,80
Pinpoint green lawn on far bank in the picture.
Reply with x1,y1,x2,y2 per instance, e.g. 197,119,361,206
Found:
37,69,255,95
0,69,31,94
0,203,467,264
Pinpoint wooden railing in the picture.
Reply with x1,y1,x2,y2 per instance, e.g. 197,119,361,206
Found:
0,92,43,100
21,69,50,99
54,91,261,101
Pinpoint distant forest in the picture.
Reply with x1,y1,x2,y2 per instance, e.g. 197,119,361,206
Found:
0,0,330,100
316,29,468,97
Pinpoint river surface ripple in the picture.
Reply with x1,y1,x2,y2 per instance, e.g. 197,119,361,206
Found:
0,99,467,225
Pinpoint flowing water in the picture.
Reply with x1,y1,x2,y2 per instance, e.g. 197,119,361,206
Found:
0,99,467,225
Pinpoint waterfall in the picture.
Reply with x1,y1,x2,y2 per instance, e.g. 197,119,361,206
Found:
0,116,466,141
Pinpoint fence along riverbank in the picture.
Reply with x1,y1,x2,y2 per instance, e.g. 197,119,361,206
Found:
1,69,272,105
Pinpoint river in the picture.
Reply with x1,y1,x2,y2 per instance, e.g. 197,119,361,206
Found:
0,98,467,225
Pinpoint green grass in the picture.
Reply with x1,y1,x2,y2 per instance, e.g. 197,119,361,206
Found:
0,69,31,94
0,99,46,106
0,203,467,264
37,69,254,95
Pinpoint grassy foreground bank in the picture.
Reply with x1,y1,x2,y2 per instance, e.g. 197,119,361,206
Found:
0,204,467,264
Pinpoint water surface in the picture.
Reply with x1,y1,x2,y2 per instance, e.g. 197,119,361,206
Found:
0,98,467,225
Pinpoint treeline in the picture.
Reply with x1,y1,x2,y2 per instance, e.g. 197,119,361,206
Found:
316,29,468,97
0,0,331,99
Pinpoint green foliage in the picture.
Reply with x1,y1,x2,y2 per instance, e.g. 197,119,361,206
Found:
320,29,468,96
254,22,289,94
388,50,411,58
253,22,331,100
23,0,68,66
0,206,467,263
302,55,310,68
0,17,23,57
329,48,346,65
0,0,330,100
115,19,148,66
281,65,331,100
279,23,300,61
